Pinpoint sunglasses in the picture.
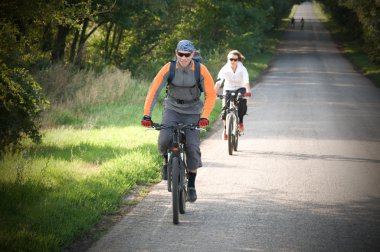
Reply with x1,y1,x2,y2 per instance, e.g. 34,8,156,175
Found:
177,52,192,57
229,58,238,62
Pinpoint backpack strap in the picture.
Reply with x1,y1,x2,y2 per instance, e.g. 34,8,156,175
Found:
167,59,203,92
168,59,176,85
194,60,202,92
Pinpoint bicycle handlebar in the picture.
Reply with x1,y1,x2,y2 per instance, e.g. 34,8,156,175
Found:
218,92,248,100
147,123,202,131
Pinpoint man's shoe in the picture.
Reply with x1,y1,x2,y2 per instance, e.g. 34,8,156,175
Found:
222,129,227,140
187,187,197,202
238,122,244,133
161,164,168,180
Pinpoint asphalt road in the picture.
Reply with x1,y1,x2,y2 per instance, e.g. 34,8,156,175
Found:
87,2,380,251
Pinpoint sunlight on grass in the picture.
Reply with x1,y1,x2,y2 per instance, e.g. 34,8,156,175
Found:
313,2,329,22
42,126,157,148
0,125,162,251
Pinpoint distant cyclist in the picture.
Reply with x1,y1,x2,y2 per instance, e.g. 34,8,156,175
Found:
141,40,216,202
214,50,251,140
290,17,295,29
300,17,305,30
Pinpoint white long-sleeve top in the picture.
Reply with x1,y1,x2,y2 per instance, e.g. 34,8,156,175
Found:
216,61,249,91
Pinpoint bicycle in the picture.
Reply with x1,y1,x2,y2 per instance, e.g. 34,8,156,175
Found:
150,122,201,224
219,92,243,155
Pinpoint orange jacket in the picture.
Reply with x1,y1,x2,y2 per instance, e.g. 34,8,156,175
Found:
143,61,216,119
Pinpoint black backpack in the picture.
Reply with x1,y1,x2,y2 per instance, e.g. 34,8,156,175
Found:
167,59,203,92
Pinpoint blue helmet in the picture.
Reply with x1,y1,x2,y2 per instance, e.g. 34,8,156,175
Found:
176,40,195,52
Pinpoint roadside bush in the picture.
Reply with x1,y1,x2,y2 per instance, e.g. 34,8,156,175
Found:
0,63,49,153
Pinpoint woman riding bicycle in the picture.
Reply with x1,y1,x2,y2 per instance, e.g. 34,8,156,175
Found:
214,50,251,140
141,40,216,202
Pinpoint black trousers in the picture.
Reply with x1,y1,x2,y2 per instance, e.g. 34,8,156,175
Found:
221,88,247,123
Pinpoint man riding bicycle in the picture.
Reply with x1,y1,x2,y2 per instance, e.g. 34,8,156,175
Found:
141,40,216,202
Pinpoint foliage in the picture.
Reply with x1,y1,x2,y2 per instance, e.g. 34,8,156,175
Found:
314,3,380,88
316,0,380,63
0,0,298,76
0,0,298,150
0,63,49,153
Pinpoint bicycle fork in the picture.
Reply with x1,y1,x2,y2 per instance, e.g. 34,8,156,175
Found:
226,112,238,136
167,152,173,192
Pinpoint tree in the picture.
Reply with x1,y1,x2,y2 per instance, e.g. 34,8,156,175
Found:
316,0,380,63
339,0,380,62
0,63,49,153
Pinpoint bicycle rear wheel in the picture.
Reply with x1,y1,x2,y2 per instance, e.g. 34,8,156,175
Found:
172,157,180,224
227,115,234,155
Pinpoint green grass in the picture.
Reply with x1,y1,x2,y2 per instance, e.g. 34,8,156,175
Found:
342,46,380,87
0,127,161,251
0,33,278,251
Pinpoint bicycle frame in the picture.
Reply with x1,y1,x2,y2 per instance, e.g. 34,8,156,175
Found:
166,125,188,193
225,94,239,137
151,123,200,224
219,92,242,155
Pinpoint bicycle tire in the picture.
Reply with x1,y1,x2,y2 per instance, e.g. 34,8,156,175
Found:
172,157,180,224
179,187,186,214
227,114,234,155
179,159,187,214
234,129,238,151
234,115,239,151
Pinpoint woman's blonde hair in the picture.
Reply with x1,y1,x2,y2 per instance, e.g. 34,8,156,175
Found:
227,50,245,62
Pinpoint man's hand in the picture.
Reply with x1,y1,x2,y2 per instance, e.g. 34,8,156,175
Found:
244,92,251,97
198,118,209,127
141,115,153,127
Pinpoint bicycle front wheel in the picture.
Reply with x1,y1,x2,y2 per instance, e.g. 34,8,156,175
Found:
234,129,239,151
179,160,187,214
172,157,180,224
227,114,234,155
234,116,239,151
179,186,186,215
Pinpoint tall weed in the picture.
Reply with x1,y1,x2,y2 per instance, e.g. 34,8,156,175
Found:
36,64,150,127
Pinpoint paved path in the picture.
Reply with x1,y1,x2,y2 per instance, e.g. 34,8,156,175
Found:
88,2,380,251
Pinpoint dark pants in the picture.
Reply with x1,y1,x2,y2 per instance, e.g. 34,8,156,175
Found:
158,109,201,170
221,88,247,123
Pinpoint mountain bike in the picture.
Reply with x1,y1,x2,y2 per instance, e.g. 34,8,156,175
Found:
219,92,243,155
151,122,201,224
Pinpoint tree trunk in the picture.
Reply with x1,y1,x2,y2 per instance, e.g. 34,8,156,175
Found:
114,27,124,57
69,29,79,63
108,24,118,59
41,23,53,52
104,22,114,62
51,25,70,63
74,18,89,65
74,19,104,65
